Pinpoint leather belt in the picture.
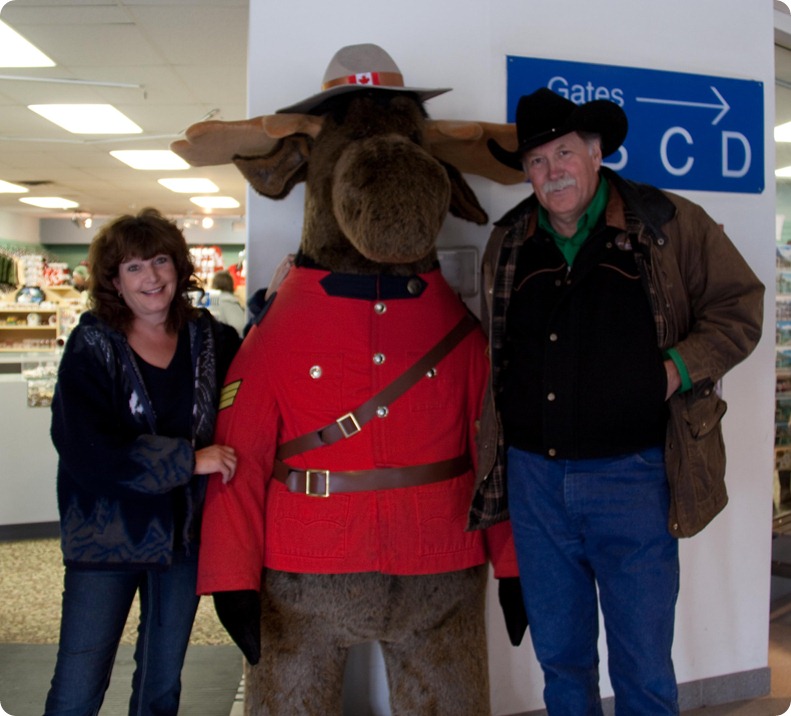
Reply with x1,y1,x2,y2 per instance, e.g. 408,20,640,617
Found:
272,455,470,498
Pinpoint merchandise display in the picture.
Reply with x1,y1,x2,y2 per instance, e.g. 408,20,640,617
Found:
0,304,60,351
776,244,791,516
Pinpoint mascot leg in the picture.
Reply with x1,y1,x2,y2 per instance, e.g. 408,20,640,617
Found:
244,567,489,715
380,565,490,716
244,570,347,716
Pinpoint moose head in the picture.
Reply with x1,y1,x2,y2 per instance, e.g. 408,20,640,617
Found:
171,44,521,275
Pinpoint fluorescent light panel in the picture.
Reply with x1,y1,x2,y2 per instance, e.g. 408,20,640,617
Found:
111,150,190,170
159,178,219,193
0,180,28,193
19,197,79,209
777,166,791,178
776,122,791,143
28,104,142,134
0,20,55,67
190,196,240,209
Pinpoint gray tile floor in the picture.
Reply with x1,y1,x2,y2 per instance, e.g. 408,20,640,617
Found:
1,537,790,715
0,644,242,716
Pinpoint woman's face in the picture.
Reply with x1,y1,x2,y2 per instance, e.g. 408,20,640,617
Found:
112,253,178,323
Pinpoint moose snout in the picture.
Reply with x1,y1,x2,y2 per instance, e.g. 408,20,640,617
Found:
331,134,451,264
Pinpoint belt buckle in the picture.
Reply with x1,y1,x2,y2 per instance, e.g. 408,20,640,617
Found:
305,469,330,498
336,412,361,439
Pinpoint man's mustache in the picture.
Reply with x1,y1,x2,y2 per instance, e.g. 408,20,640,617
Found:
542,176,577,193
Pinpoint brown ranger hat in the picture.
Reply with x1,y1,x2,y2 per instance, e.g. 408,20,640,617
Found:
277,43,451,115
488,87,629,171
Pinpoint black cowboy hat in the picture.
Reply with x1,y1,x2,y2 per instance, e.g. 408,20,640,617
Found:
488,87,628,171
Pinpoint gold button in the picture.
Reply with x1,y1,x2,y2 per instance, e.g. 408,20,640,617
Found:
549,333,558,342
373,353,385,365
547,392,556,401
374,302,387,314
548,448,557,457
309,365,322,379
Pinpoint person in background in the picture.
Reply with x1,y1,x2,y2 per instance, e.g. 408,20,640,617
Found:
44,208,240,716
242,253,296,337
71,265,89,292
209,269,245,337
472,88,764,714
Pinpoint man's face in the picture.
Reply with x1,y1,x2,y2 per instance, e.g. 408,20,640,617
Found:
522,131,602,235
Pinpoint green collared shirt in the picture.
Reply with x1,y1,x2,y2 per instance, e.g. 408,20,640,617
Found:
538,177,609,266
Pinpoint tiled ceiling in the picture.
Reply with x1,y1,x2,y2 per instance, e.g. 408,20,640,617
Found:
0,0,249,220
0,2,787,219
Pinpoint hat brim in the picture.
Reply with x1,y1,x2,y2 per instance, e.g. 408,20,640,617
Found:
488,99,628,171
277,85,451,115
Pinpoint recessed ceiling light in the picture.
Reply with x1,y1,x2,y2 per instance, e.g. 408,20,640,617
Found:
28,104,142,134
0,180,28,193
110,150,190,170
190,196,240,209
0,20,55,68
776,122,791,143
19,197,79,209
158,178,219,193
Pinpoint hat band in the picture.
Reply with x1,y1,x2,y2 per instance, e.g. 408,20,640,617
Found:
322,71,404,91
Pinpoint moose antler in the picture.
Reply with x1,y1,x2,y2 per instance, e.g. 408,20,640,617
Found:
171,114,523,187
426,120,523,185
170,114,324,166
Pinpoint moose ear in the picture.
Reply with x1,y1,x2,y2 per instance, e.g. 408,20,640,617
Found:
233,135,311,199
170,114,323,167
426,120,524,185
438,160,488,225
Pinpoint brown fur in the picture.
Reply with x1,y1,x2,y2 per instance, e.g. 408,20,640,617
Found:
245,568,490,716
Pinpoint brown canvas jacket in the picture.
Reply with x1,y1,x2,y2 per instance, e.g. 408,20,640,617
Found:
469,167,764,537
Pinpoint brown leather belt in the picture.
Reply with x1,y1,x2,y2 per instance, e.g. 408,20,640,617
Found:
272,455,470,497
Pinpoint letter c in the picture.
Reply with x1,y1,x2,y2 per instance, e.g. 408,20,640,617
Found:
660,127,694,177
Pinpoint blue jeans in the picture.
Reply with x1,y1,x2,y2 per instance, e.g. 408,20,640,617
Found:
44,548,200,716
507,446,680,716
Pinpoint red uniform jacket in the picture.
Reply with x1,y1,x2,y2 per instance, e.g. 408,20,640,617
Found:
198,266,517,594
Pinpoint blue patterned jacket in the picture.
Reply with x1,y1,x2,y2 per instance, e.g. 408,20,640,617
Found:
51,309,239,569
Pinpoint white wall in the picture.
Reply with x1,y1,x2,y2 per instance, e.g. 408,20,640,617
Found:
0,212,39,245
244,1,776,713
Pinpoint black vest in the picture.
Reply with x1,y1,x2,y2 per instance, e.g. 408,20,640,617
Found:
499,221,668,459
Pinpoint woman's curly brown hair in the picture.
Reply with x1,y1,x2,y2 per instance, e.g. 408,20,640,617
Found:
87,208,200,333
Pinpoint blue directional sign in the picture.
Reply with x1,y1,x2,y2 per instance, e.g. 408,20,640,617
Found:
506,56,765,193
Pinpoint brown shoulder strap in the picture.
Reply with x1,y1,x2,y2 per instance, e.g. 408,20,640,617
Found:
276,313,478,460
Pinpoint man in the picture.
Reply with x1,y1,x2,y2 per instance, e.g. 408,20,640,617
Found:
471,87,764,714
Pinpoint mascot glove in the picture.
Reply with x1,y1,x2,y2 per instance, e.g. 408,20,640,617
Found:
213,590,261,665
498,577,528,647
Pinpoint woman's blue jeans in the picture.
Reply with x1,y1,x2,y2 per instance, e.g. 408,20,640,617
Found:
507,446,680,716
44,548,200,716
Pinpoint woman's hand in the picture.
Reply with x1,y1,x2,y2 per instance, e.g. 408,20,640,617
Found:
195,444,238,484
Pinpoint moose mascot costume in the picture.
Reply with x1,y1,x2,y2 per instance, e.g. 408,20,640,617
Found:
172,43,526,715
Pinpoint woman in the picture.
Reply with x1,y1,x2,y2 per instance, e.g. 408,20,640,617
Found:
44,208,240,716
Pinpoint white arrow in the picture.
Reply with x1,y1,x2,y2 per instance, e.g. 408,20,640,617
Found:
635,86,730,126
